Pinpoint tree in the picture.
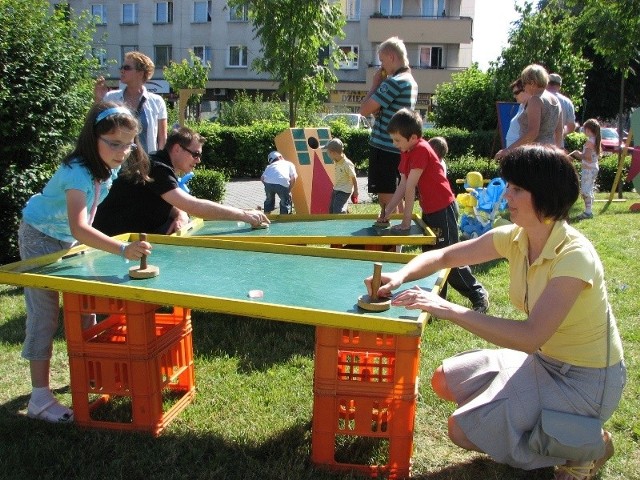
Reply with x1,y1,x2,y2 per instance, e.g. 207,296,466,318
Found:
227,0,347,126
432,65,497,130
0,0,100,262
490,0,590,108
163,50,211,121
566,0,640,199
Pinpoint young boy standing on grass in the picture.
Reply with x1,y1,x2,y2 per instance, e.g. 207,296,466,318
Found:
324,138,359,213
379,108,489,312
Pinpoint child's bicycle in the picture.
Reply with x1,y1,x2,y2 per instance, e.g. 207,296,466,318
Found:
455,172,508,239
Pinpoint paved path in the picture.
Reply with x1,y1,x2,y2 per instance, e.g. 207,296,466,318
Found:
223,176,372,209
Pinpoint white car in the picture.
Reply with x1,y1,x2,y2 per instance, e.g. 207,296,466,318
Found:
321,113,372,129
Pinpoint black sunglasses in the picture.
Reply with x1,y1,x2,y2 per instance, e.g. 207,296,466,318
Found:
180,144,202,159
513,89,523,96
120,65,137,71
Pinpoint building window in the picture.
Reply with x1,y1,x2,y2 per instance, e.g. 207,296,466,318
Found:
338,45,359,70
154,45,172,68
155,2,173,23
193,46,212,65
229,4,249,22
91,4,107,25
419,45,443,69
121,45,138,64
379,0,402,16
122,3,138,24
341,0,360,21
92,48,108,67
193,1,212,22
422,0,445,17
227,45,248,67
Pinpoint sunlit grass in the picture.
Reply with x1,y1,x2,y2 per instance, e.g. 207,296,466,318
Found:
0,192,638,479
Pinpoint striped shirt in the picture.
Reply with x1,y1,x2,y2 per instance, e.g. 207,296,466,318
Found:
369,69,418,153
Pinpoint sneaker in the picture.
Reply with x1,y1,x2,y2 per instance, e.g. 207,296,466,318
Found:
576,212,593,220
471,295,489,314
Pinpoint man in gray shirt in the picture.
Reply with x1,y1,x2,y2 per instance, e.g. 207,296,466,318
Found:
547,73,576,146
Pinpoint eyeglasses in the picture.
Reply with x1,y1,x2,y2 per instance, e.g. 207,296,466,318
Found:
119,65,138,71
99,137,137,152
180,144,202,159
513,90,523,96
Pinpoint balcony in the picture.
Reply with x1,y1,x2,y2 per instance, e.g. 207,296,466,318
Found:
367,16,472,45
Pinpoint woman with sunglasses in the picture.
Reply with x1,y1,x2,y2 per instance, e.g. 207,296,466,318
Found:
505,79,531,148
495,64,563,160
93,127,269,235
95,51,167,153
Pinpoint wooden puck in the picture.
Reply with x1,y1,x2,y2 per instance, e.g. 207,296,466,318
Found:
251,222,269,230
357,262,390,311
373,220,390,228
357,294,391,312
128,233,159,279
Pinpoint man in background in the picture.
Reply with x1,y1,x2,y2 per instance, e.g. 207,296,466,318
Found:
547,73,576,146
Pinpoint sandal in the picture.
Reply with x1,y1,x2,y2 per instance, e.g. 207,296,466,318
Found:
27,398,74,423
554,463,594,480
588,431,614,478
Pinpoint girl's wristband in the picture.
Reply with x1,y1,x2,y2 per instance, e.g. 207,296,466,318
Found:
119,243,127,258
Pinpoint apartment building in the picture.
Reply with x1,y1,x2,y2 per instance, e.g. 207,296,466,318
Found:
56,0,474,114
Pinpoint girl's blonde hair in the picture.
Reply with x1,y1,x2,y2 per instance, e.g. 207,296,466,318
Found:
582,118,602,156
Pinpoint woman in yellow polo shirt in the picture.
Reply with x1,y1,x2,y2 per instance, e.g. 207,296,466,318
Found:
365,145,625,479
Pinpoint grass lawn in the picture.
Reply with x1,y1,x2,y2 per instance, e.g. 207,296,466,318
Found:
0,193,638,479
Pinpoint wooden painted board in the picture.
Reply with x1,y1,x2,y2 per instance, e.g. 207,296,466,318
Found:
275,128,334,214
178,213,437,246
0,235,448,337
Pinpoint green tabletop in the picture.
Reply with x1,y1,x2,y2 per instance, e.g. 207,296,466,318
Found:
180,213,436,246
0,235,447,336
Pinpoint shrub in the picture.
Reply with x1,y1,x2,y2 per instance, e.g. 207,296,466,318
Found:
187,168,227,203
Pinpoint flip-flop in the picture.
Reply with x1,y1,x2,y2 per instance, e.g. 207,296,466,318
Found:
27,399,74,423
554,463,594,480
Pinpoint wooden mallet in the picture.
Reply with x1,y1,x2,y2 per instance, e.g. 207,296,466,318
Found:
358,262,391,312
128,233,159,279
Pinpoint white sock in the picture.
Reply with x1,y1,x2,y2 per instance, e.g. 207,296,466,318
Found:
30,387,54,406
30,387,72,416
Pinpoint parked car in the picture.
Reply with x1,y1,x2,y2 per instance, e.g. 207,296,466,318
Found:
599,127,635,154
321,113,371,130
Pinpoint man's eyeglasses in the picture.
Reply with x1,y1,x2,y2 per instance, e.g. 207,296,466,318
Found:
180,144,202,159
99,137,137,152
120,65,138,71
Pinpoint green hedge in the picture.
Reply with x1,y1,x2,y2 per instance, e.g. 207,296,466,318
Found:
189,122,496,178
187,168,227,202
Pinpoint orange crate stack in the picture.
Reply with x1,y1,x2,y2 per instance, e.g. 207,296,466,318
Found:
62,293,195,435
311,327,421,478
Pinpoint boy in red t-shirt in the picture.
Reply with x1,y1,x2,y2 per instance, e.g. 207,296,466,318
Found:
379,108,489,312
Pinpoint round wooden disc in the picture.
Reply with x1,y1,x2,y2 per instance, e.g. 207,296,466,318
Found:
251,222,269,230
373,221,390,228
357,294,391,312
129,264,160,279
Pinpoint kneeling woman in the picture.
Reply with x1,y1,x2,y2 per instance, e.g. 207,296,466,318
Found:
366,145,625,479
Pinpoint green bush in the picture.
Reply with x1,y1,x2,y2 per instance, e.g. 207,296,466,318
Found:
187,168,227,202
0,162,58,262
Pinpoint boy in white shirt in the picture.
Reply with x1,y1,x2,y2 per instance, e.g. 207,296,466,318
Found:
261,151,298,214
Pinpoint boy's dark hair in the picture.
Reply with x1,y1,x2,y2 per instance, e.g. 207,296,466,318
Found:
65,101,149,182
428,137,448,159
387,108,423,140
166,127,205,151
500,145,579,221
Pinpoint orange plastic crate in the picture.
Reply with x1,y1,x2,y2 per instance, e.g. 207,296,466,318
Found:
311,391,417,479
63,293,191,357
68,330,195,435
314,327,420,397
